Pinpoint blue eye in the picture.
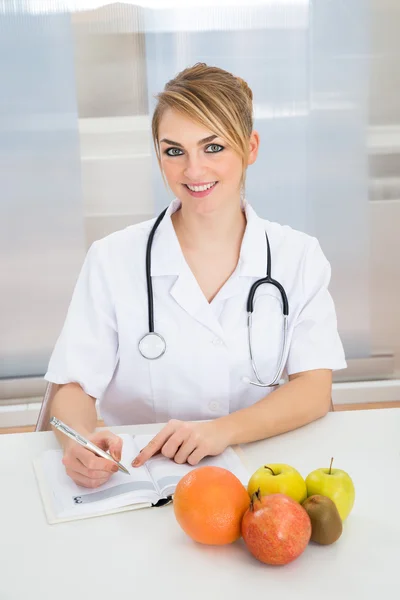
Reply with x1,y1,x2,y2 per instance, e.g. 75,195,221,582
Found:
206,144,224,153
164,144,224,157
165,147,183,157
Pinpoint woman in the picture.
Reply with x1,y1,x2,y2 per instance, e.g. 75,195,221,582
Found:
47,63,346,488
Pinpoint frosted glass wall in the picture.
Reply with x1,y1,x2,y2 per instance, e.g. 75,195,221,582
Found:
145,1,370,359
0,8,86,378
1,1,399,385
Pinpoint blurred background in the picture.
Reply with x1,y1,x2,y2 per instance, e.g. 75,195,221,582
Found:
0,0,399,429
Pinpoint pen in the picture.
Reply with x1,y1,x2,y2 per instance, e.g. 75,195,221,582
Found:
50,417,130,475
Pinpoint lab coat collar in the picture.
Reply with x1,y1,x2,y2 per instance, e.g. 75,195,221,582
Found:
150,198,224,337
239,202,269,278
149,197,268,340
150,198,185,277
151,198,268,278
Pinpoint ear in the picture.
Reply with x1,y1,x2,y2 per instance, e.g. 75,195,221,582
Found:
247,130,260,166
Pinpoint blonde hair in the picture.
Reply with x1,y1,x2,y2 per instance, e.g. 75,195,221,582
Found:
151,63,254,189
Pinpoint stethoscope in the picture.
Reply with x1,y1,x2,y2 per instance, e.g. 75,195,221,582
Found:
138,207,289,387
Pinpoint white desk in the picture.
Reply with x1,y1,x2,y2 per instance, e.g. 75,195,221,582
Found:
0,409,399,600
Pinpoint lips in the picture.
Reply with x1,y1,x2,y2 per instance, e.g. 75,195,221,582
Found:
183,181,218,198
185,181,216,191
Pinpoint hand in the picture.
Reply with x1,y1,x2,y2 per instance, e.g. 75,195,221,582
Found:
132,419,231,468
62,430,123,488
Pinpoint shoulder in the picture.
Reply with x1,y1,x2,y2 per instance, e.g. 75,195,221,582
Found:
86,216,157,266
258,215,331,294
262,216,322,261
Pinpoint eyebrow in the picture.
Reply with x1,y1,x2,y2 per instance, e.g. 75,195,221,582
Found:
159,134,218,148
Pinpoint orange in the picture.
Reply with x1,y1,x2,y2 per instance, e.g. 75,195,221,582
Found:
173,466,250,545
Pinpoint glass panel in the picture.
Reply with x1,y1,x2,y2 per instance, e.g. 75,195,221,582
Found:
0,5,86,379
145,1,371,363
1,1,399,387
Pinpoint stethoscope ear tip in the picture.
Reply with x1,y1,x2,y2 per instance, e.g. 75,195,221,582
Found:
241,376,251,384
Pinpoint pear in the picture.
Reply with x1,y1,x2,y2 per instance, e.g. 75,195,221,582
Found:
302,494,343,545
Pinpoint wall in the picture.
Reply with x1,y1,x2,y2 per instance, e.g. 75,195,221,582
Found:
0,1,399,427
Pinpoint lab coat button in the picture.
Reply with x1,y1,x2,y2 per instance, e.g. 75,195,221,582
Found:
212,337,223,346
208,401,220,411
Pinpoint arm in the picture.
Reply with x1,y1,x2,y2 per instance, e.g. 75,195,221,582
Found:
51,382,98,448
50,382,123,488
133,369,332,467
44,243,121,487
220,235,342,446
44,241,119,449
215,368,332,446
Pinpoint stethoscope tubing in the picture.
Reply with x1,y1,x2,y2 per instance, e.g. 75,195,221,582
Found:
140,208,289,387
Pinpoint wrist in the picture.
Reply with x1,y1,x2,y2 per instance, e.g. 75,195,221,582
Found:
214,414,238,448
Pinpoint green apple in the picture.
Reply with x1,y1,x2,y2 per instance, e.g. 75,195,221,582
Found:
247,463,307,504
305,458,355,521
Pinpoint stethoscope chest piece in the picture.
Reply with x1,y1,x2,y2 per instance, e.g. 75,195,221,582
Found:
138,332,166,360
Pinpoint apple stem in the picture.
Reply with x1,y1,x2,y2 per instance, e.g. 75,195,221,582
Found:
264,466,276,476
329,457,334,475
250,489,261,512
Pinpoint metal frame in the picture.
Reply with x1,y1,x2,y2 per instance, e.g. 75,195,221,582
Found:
35,382,59,432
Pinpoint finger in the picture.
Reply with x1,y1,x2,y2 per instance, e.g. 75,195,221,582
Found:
66,469,111,489
76,445,119,473
132,421,180,467
63,447,118,476
63,456,118,480
109,438,123,462
92,432,123,462
186,446,207,466
173,435,198,464
161,427,191,459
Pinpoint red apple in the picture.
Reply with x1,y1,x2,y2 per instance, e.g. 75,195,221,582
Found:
241,492,311,565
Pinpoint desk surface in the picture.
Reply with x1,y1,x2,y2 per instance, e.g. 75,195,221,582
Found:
0,409,399,600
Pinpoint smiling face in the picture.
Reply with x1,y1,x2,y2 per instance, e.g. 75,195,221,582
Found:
158,108,259,216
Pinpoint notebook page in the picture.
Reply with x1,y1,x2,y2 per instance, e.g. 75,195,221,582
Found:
133,436,250,497
39,434,160,519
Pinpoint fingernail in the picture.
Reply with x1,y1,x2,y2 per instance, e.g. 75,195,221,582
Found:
132,457,140,467
111,449,121,461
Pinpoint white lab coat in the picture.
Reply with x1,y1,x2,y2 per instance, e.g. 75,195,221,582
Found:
45,199,346,425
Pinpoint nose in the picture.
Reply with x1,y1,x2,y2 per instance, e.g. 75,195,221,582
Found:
183,152,208,181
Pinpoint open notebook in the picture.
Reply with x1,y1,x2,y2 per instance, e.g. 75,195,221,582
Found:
34,433,250,524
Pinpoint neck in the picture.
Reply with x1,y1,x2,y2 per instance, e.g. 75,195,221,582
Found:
171,199,246,252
